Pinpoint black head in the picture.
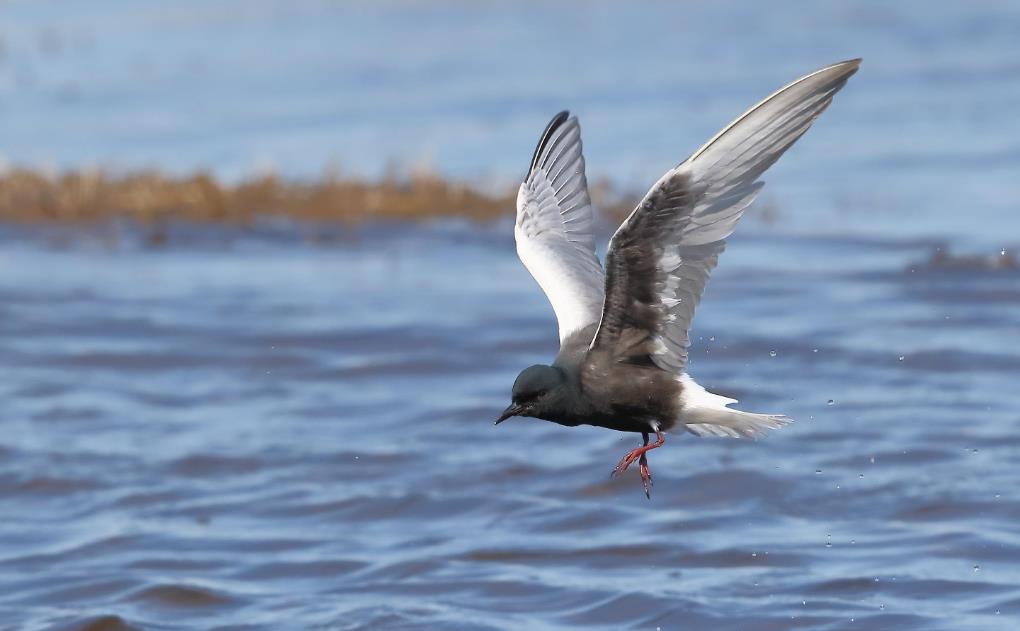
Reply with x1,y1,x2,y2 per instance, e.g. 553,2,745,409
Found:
495,364,566,425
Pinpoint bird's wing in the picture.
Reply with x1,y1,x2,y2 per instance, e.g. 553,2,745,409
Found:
590,59,860,372
515,111,605,344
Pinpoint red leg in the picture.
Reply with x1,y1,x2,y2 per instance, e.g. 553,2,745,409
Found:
611,429,665,498
638,452,653,498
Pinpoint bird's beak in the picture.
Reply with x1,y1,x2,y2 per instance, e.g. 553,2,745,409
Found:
494,404,525,425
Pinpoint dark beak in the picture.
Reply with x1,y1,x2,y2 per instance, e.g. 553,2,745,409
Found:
494,404,525,425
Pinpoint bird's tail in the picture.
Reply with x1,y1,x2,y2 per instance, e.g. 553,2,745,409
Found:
677,374,791,439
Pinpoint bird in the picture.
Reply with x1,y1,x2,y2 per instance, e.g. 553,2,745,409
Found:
495,59,861,498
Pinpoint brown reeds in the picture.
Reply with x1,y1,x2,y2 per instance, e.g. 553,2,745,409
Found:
0,168,636,226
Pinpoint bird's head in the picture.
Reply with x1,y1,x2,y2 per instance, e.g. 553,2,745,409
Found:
495,364,566,424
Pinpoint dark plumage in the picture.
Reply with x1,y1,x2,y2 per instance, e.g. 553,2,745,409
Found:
496,60,861,497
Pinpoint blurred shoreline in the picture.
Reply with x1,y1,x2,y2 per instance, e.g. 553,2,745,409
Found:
2,167,1014,274
0,167,637,229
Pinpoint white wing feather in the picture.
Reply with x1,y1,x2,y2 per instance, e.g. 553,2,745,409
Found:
672,58,863,247
515,113,605,344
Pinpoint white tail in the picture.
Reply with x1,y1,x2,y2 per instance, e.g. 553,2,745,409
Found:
678,374,791,439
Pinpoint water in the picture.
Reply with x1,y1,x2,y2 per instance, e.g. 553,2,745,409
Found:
1,0,1020,241
2,1,1020,629
1,223,1018,629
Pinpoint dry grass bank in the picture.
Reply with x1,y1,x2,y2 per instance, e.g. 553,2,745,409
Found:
0,168,636,225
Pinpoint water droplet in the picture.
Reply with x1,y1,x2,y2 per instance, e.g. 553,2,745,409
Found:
970,448,979,454
874,577,880,582
769,350,777,357
858,473,864,479
995,493,1001,499
850,539,856,544
709,336,715,342
973,565,980,573
879,604,885,611
815,469,823,474
898,355,905,361
827,399,835,406
996,610,1001,615
1002,249,1007,256
870,456,875,464
812,348,819,353
751,552,757,557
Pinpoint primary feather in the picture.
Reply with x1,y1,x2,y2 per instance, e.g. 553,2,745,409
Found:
591,59,861,375
515,112,605,344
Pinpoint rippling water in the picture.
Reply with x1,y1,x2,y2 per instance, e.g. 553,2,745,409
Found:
1,223,1018,629
3,1,1020,629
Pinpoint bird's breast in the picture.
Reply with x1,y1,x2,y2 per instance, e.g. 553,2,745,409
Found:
580,361,683,432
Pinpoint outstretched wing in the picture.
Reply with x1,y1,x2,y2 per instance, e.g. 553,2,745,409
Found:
515,111,605,345
591,59,861,373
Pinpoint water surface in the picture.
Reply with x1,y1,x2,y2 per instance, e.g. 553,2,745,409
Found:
1,224,1018,629
2,1,1020,628
1,0,1019,240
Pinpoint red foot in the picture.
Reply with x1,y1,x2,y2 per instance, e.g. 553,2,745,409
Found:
611,430,664,498
638,453,653,498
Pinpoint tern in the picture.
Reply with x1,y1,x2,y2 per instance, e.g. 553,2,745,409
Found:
495,59,861,497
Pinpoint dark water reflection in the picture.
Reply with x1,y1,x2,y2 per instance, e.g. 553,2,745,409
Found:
1,223,1018,629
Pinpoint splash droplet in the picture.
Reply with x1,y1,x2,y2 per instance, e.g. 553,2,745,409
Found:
827,399,835,406
769,350,777,357
898,355,905,361
973,565,980,573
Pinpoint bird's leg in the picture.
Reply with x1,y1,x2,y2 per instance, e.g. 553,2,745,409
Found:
638,450,653,498
611,429,665,497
